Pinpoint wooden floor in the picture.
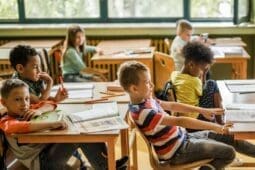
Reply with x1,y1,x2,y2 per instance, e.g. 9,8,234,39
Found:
7,133,255,170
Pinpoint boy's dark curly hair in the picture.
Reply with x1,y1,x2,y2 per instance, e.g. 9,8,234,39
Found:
182,41,213,64
9,45,38,70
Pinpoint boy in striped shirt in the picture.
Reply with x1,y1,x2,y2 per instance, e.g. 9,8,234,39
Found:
118,61,255,170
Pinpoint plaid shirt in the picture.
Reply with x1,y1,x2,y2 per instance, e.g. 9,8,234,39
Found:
12,72,44,97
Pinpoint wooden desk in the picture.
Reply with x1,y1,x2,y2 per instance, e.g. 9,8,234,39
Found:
15,82,130,170
217,80,255,139
91,39,154,81
213,46,250,79
0,39,62,49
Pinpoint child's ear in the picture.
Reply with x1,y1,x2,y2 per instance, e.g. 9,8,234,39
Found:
129,84,138,93
1,99,7,107
16,64,24,73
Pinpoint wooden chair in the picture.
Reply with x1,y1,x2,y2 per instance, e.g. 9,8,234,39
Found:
154,51,175,92
128,113,212,170
0,60,14,80
38,48,51,75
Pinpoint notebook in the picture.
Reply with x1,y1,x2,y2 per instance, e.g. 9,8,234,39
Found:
30,110,63,122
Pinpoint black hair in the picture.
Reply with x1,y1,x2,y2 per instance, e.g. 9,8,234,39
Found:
9,45,38,70
182,41,213,64
0,79,28,99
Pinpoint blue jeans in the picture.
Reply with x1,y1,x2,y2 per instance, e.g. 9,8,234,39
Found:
40,143,107,170
168,131,236,169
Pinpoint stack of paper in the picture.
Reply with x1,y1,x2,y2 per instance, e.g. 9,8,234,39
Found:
51,83,94,99
224,80,255,93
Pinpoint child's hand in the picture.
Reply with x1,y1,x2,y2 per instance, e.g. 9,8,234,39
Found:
54,87,68,103
201,108,224,121
96,47,104,55
38,72,53,85
217,122,233,135
22,109,41,121
52,120,68,130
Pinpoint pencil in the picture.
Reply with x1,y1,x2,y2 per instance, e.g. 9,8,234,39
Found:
84,98,108,104
59,76,65,91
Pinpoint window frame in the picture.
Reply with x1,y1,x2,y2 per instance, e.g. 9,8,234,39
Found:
0,0,249,24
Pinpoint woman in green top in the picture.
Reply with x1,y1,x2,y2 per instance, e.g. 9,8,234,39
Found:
62,25,102,82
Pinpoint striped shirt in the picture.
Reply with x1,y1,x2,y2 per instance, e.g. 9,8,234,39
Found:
129,98,186,160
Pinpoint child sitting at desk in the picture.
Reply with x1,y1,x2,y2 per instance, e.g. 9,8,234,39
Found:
0,79,128,170
118,61,255,170
170,41,223,124
171,19,206,71
62,25,103,82
9,45,68,104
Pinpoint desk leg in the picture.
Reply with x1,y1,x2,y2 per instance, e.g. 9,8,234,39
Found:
121,129,129,168
107,140,116,170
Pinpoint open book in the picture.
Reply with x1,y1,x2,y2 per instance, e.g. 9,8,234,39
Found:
67,102,128,133
30,110,63,122
51,83,94,99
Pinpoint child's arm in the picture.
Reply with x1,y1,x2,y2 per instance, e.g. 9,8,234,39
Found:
160,101,224,118
161,115,230,134
23,102,56,120
49,87,68,103
28,120,67,132
38,72,53,100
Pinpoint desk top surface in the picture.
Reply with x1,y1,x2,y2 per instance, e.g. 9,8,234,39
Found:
92,39,153,60
217,80,255,138
13,82,129,140
0,39,62,48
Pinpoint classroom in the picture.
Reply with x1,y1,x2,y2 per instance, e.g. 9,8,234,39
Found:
0,0,255,170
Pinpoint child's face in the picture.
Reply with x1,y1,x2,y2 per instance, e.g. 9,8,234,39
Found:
2,86,30,117
179,29,193,42
132,71,154,101
18,55,41,81
74,31,85,47
189,62,210,77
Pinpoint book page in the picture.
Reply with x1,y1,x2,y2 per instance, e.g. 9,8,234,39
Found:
68,102,119,123
230,123,255,132
76,117,129,133
225,109,255,123
51,89,93,99
226,84,255,93
224,79,255,85
52,83,94,91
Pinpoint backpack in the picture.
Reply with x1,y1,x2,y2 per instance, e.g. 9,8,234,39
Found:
155,81,176,102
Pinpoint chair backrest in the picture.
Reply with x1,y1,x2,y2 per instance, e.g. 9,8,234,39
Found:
154,51,175,92
128,112,213,170
48,46,64,84
38,48,51,75
0,130,7,170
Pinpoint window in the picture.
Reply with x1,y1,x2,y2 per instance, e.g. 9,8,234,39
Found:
24,0,100,18
0,0,250,24
0,0,18,20
190,0,234,18
108,0,183,18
